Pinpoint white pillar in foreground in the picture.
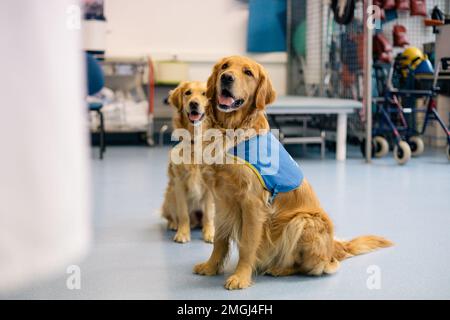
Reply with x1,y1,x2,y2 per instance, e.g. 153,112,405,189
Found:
0,0,91,291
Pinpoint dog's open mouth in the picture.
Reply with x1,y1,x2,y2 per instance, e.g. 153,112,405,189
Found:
188,110,205,124
218,89,244,112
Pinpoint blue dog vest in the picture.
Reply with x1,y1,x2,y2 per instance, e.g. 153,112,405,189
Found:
228,132,303,201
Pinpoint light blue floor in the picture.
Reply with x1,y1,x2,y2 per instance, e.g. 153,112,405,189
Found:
4,145,450,299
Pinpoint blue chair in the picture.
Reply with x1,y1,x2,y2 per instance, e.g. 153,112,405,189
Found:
86,53,106,159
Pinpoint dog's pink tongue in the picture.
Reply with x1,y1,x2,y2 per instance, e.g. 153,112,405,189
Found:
189,113,202,121
218,95,235,107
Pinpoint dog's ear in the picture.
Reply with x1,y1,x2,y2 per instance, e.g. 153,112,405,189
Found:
255,66,276,110
205,59,225,124
168,82,187,111
206,58,226,103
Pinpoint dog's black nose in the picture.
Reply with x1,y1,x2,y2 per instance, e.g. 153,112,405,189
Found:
221,73,234,85
189,101,199,109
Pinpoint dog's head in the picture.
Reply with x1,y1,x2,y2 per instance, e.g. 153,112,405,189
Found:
206,56,276,128
169,81,208,127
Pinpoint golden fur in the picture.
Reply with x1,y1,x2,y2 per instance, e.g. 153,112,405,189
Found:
193,56,393,289
161,81,215,243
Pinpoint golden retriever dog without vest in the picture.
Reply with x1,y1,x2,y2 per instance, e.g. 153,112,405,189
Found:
193,56,392,289
161,81,215,243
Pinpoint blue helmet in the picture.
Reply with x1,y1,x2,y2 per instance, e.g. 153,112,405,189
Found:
413,59,434,75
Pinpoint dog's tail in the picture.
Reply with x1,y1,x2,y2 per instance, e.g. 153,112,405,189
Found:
333,235,393,261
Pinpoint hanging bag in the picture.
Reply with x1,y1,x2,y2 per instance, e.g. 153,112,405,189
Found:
410,0,427,17
373,33,393,63
396,0,410,11
384,0,396,10
393,25,410,47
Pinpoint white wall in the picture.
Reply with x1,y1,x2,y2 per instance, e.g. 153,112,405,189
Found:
103,0,287,94
105,0,248,57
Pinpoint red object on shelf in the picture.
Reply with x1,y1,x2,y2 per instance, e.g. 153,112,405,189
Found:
424,19,445,26
393,25,410,47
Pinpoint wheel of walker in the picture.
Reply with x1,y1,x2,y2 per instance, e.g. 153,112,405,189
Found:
408,136,425,157
393,141,411,165
373,136,389,158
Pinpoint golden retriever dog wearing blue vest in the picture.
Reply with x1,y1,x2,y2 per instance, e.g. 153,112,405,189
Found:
193,56,392,290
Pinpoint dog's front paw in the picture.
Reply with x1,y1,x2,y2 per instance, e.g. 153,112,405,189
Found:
202,226,215,243
193,262,220,276
224,274,252,290
173,231,190,243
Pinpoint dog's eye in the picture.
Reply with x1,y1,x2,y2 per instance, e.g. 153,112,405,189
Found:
185,90,192,96
244,69,253,77
202,92,206,96
221,63,229,70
